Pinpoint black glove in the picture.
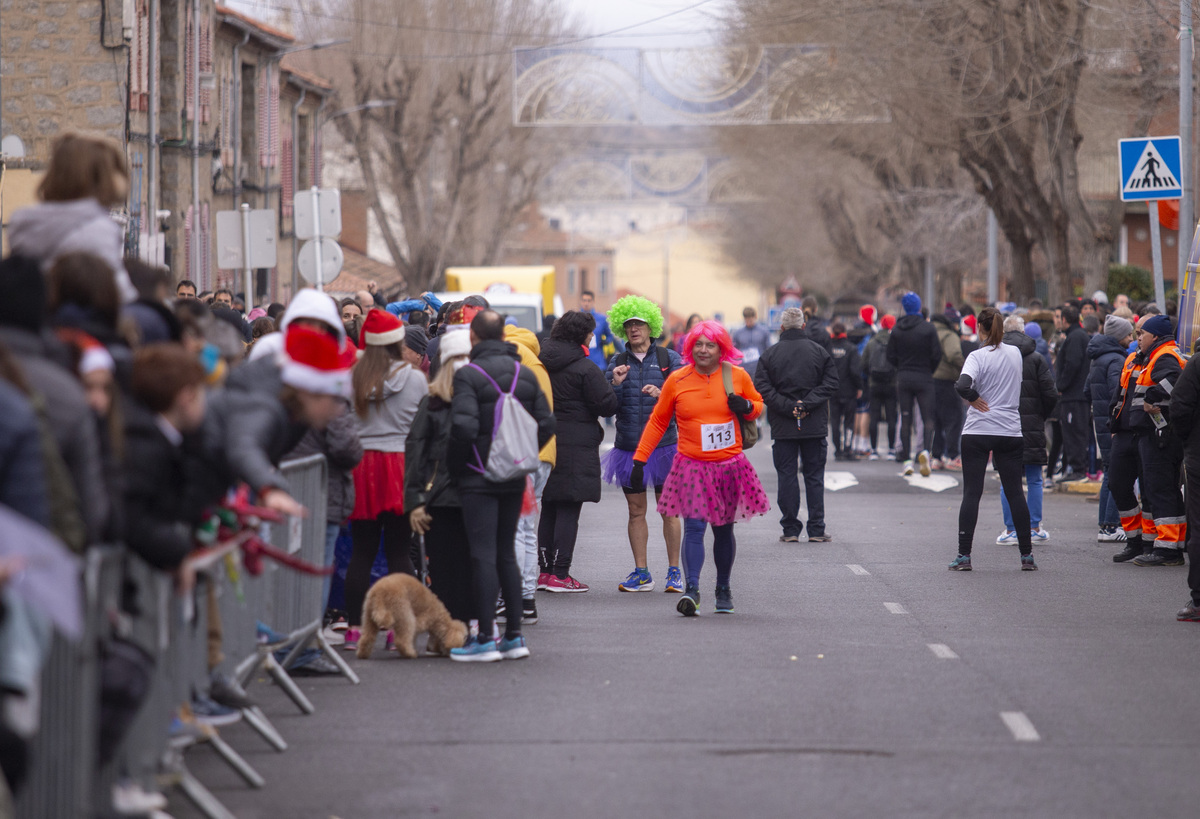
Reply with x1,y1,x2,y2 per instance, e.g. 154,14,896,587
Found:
629,461,646,493
727,394,753,416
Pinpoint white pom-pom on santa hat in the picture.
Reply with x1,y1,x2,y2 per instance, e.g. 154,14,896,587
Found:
281,325,354,396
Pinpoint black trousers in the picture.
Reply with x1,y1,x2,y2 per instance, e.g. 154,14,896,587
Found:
958,434,1031,555
772,437,827,538
538,500,584,579
1186,456,1200,603
829,397,857,454
1059,399,1091,474
868,380,898,451
931,379,964,460
461,491,524,640
346,512,414,627
424,506,475,623
896,374,935,461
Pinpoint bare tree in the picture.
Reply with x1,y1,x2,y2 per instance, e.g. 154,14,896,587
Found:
300,0,575,293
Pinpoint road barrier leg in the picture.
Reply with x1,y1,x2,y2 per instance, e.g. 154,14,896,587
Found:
241,705,288,751
264,654,315,714
206,731,266,788
316,629,361,685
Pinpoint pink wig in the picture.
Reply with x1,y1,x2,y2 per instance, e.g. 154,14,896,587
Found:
680,319,743,366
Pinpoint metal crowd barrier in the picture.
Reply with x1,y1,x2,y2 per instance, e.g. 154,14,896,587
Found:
16,453,353,819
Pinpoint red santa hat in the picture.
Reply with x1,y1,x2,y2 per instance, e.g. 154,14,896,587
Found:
281,325,355,396
359,309,406,347
962,314,977,334
859,304,877,326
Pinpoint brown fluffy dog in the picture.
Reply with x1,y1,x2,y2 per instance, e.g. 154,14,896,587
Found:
356,573,469,659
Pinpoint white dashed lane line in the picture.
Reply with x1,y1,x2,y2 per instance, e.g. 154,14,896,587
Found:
883,602,908,614
1000,711,1041,741
846,564,870,575
927,643,959,659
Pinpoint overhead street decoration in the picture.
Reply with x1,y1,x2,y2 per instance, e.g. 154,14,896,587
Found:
513,45,890,127
539,154,756,205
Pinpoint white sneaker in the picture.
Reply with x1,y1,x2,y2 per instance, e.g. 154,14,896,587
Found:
918,451,932,477
996,530,1019,545
113,780,168,815
1030,527,1050,542
1097,527,1127,542
321,625,345,646
903,460,915,476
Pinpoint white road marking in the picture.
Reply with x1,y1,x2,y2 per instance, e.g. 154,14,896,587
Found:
927,643,959,659
824,471,859,492
846,564,870,575
1000,711,1041,741
900,472,960,492
883,602,908,614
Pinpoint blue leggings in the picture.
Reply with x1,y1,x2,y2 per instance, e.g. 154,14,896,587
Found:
682,519,736,587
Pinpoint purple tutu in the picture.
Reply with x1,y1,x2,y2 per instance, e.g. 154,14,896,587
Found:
602,445,676,489
658,452,770,525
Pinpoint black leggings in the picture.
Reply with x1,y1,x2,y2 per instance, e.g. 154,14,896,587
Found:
346,512,415,626
896,375,935,461
539,500,584,579
462,491,524,641
868,381,898,450
958,434,1031,555
424,506,475,623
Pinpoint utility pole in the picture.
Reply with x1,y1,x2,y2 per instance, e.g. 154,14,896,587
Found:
1181,0,1194,280
987,209,999,305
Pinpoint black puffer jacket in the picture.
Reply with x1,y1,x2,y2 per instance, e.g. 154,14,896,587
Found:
449,339,555,494
1084,333,1127,446
1169,353,1200,461
405,395,459,510
886,314,942,378
1002,331,1059,465
1055,324,1089,402
540,338,619,503
753,328,839,440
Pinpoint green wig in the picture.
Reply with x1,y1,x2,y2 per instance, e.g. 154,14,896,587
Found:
607,294,664,342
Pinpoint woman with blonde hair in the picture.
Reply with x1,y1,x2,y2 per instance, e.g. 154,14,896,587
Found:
8,133,138,303
404,330,474,624
342,310,429,652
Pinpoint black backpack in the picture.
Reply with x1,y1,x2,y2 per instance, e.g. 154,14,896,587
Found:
868,335,895,378
614,345,671,375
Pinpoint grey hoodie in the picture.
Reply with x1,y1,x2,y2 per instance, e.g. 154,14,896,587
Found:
358,363,429,453
7,199,138,303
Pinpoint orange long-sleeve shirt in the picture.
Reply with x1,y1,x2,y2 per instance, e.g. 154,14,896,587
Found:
634,364,763,462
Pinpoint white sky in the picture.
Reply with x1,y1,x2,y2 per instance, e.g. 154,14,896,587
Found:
565,0,726,47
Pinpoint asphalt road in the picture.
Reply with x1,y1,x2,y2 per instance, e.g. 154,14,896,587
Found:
174,439,1200,819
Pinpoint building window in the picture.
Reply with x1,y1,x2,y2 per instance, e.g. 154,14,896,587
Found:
599,264,610,293
567,264,577,295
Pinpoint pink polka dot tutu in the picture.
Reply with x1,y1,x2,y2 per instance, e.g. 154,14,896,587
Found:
657,452,770,525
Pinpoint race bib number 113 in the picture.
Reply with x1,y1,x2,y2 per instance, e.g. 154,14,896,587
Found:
701,420,736,452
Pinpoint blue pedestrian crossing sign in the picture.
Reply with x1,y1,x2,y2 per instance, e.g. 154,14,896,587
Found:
1119,136,1182,202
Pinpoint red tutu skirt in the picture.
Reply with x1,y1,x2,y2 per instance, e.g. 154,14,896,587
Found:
351,450,406,520
658,452,770,526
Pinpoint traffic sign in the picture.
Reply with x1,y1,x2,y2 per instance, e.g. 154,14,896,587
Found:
1120,137,1182,202
297,238,344,284
294,188,342,240
215,208,277,269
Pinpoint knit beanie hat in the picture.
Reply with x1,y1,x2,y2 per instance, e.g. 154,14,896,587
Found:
360,309,405,347
403,325,428,357
281,289,345,345
280,325,354,396
944,306,962,325
1103,315,1134,341
0,255,46,333
1024,322,1043,340
439,327,472,364
880,314,896,330
1142,314,1174,338
859,305,877,326
901,292,922,316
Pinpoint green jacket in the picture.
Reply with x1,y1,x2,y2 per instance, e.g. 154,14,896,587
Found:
932,315,964,381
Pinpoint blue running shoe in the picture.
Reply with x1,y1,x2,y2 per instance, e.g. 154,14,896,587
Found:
948,554,972,571
664,566,684,593
995,530,1019,545
497,635,530,660
450,635,502,663
677,584,700,617
619,569,655,592
1021,554,1039,571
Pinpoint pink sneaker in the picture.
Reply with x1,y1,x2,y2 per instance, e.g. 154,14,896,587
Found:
544,575,589,593
385,630,396,651
537,573,551,591
342,628,361,651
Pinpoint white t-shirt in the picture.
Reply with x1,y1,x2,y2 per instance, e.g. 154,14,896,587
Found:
960,343,1023,437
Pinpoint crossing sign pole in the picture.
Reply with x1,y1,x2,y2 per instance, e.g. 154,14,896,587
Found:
1120,136,1183,311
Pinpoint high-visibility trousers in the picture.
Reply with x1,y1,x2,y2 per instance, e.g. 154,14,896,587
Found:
1138,433,1186,549
1109,431,1148,541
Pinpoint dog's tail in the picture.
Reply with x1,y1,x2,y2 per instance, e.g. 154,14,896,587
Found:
364,592,394,631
